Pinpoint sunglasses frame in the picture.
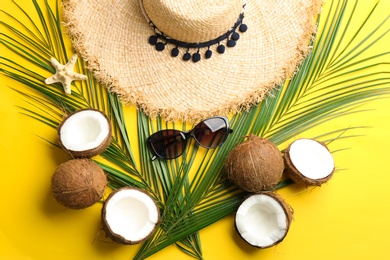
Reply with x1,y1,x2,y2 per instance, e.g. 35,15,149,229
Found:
147,116,233,160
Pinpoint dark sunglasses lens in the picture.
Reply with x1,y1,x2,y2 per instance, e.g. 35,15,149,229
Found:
192,117,229,148
150,130,185,159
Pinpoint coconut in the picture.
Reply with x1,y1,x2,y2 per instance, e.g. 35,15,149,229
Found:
284,138,335,186
101,187,160,245
58,109,112,158
51,158,107,209
235,192,293,248
224,135,284,192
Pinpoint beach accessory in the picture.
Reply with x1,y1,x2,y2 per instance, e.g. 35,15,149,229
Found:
64,0,322,122
147,116,232,160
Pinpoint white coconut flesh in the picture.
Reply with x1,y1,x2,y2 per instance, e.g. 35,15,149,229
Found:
104,189,159,242
235,194,288,248
60,110,110,152
289,139,334,179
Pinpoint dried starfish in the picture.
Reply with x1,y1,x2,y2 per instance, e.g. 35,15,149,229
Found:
45,54,87,94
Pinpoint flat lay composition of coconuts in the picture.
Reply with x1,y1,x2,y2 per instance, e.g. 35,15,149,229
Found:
49,109,336,249
224,135,335,248
51,109,112,209
50,109,161,244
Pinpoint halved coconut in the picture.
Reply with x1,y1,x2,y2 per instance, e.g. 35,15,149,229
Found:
101,187,160,245
58,109,112,158
235,192,293,248
51,158,107,209
284,138,335,186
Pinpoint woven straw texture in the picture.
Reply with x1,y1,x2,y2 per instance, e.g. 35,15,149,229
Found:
63,0,322,122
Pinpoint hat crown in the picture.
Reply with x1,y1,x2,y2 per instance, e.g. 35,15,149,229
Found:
142,0,244,43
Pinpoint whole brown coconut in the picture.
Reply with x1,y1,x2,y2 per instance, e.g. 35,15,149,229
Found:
51,159,107,209
224,135,284,192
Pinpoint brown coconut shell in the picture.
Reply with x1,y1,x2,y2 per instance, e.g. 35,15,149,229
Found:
51,158,107,209
101,187,160,245
224,135,284,192
235,192,294,249
58,108,112,158
284,139,334,186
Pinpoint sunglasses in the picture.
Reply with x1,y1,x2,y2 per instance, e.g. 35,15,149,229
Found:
147,116,233,160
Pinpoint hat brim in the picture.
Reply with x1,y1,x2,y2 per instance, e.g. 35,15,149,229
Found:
64,0,322,122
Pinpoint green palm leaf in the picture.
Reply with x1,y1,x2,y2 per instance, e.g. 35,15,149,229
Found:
1,0,389,259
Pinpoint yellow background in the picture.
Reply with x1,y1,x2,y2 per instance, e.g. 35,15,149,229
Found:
1,0,390,259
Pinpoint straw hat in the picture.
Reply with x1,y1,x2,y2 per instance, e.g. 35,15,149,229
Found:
63,0,322,122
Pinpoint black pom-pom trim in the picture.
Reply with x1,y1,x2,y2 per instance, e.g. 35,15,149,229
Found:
171,47,179,57
192,52,201,63
239,24,248,33
205,49,213,59
183,52,191,61
227,39,236,47
231,32,240,41
147,5,247,62
217,45,226,54
155,42,165,51
149,35,158,45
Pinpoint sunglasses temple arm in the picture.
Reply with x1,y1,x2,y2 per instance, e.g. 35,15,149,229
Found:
147,137,158,161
